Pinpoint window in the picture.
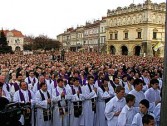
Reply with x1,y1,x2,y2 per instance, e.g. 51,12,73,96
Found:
138,32,141,39
115,33,118,39
125,33,128,39
153,32,157,39
110,33,113,40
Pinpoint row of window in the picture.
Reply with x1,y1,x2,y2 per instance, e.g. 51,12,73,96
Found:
109,32,157,40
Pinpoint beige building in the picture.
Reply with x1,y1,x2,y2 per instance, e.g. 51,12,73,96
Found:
5,29,24,51
106,0,165,57
84,21,100,52
99,17,107,52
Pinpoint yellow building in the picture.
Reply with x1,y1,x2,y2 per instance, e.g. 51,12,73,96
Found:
106,0,165,57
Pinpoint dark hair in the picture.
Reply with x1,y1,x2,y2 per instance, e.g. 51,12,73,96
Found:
142,69,148,73
40,82,46,88
115,86,125,93
113,76,118,81
19,81,27,87
125,94,135,103
127,76,134,81
140,99,149,109
150,79,159,86
73,77,79,82
16,73,22,78
87,75,94,80
57,78,64,83
133,79,144,87
142,114,154,125
101,78,108,84
29,70,34,74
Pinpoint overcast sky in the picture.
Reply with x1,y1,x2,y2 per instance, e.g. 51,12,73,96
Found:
0,0,165,39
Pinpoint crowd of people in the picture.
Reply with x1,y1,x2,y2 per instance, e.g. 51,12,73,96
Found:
0,51,164,126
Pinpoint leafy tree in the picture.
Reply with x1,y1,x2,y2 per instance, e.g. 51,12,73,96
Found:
0,29,7,46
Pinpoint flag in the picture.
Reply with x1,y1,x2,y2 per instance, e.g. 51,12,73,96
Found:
153,42,164,51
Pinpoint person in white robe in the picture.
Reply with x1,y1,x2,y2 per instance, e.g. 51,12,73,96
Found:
142,114,155,126
9,73,20,101
70,77,85,126
25,70,38,91
132,99,155,126
13,81,35,126
35,82,52,126
0,75,11,101
153,89,162,126
124,77,134,95
105,86,126,126
82,75,97,126
153,103,161,126
140,69,150,92
117,94,138,126
44,73,54,94
33,75,45,93
144,79,161,112
0,83,11,102
96,78,114,126
52,78,71,126
129,79,145,107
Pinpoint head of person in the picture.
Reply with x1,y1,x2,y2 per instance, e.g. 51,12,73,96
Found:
139,99,149,114
122,75,127,82
150,79,159,90
73,77,79,87
20,81,28,91
73,71,79,78
142,114,155,126
134,79,144,91
98,71,104,80
68,77,74,85
40,82,47,92
57,78,64,88
29,70,35,77
142,69,148,77
87,75,95,85
38,75,45,83
125,94,135,107
16,73,23,82
127,76,134,84
115,86,125,99
101,78,108,87
0,75,5,83
113,76,120,85
45,73,50,80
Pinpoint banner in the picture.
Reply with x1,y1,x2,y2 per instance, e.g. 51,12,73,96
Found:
153,42,164,51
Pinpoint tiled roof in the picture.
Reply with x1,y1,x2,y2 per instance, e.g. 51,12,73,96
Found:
1,29,24,37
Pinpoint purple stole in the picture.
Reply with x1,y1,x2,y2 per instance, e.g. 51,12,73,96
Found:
97,79,102,87
19,90,32,102
71,86,82,95
10,83,20,91
55,87,67,115
28,77,36,84
54,80,57,88
55,87,66,96
37,82,40,90
5,83,10,92
82,78,87,86
70,85,83,117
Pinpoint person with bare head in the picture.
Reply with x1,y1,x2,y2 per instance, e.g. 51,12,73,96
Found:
13,81,35,126
35,82,52,126
25,70,38,91
105,86,126,126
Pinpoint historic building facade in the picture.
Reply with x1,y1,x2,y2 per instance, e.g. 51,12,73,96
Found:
83,21,100,52
5,29,24,51
57,0,165,57
106,0,165,57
